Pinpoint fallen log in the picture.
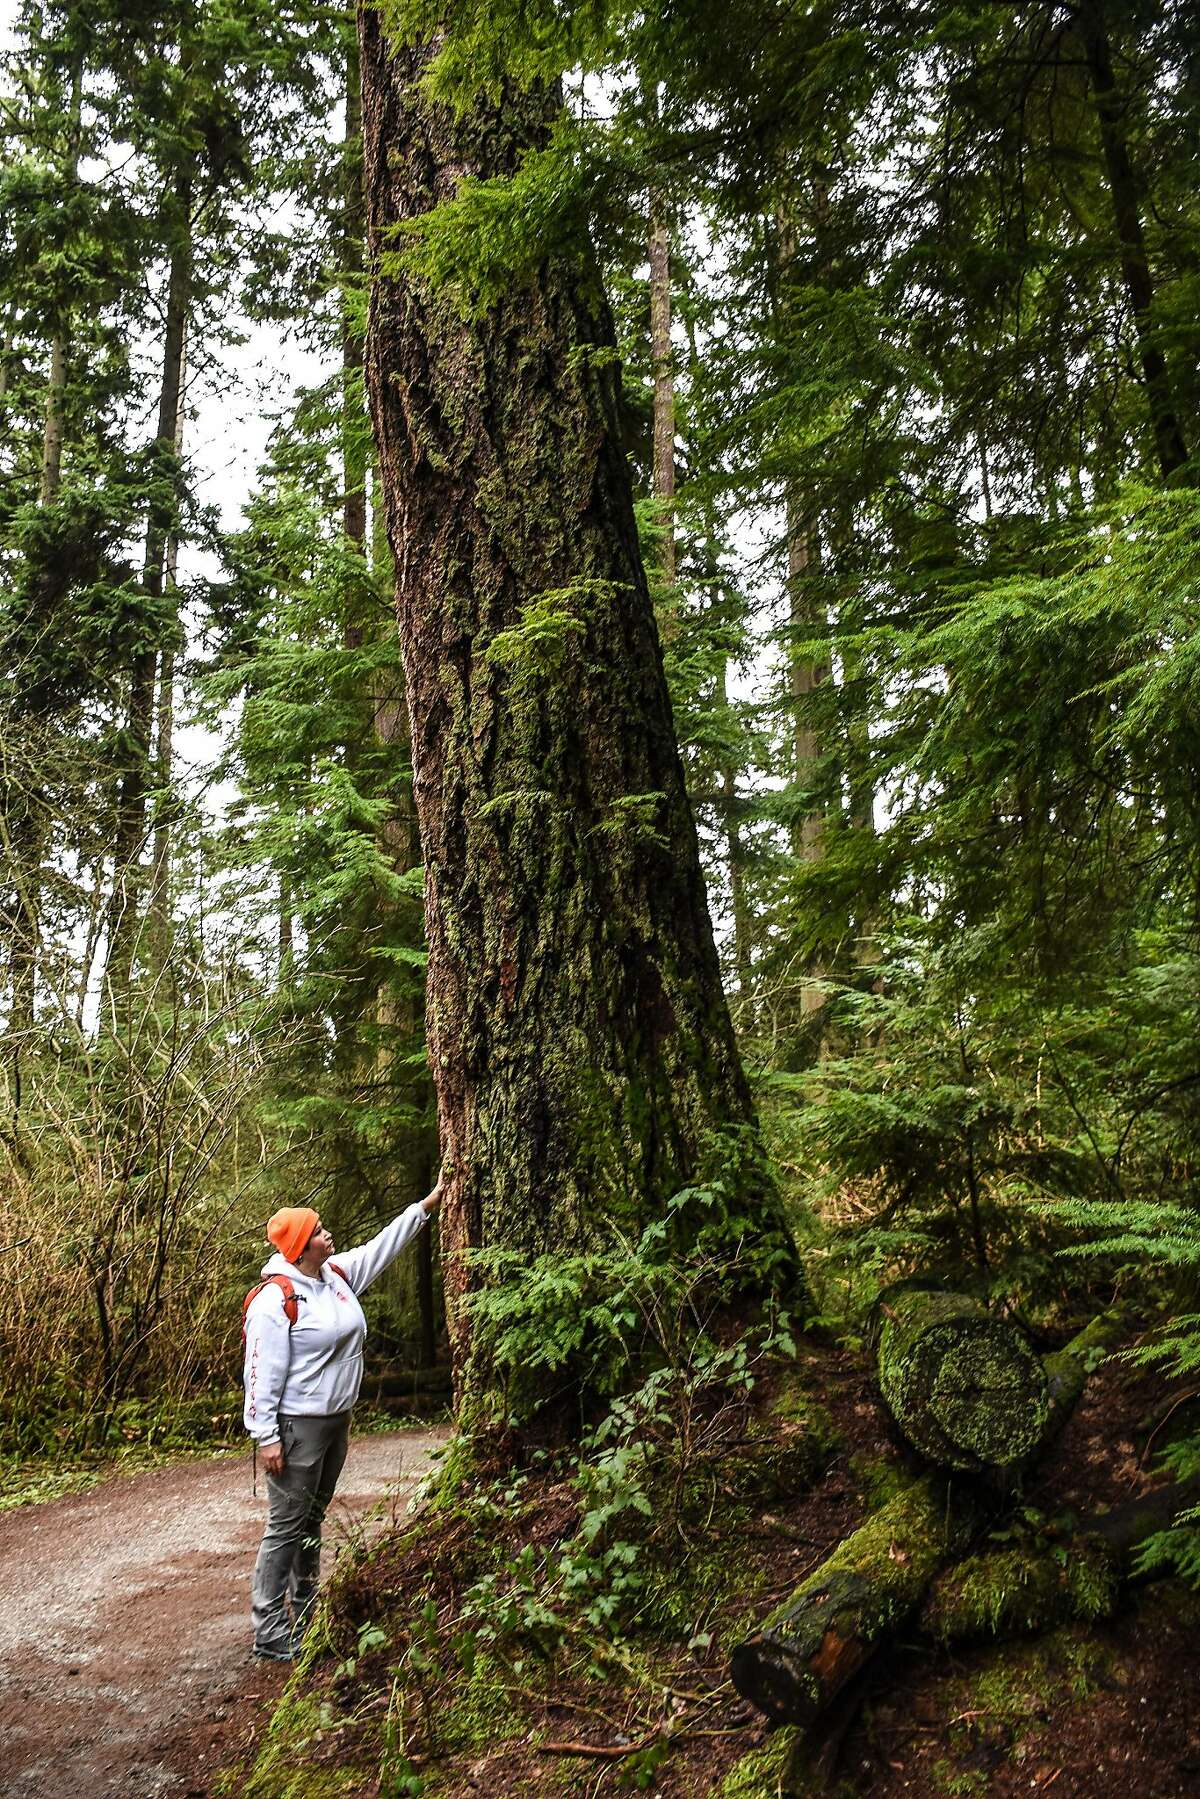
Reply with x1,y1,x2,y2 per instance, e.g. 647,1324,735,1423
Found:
877,1289,1049,1472
730,1472,992,1726
920,1473,1200,1644
919,1537,1117,1643
1089,1472,1200,1557
732,1315,1121,1731
1037,1309,1124,1450
370,1364,454,1403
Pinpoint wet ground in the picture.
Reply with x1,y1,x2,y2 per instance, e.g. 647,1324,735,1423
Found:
0,1427,444,1798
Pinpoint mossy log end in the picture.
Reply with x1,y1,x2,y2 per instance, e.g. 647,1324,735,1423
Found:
730,1473,991,1726
877,1290,1049,1472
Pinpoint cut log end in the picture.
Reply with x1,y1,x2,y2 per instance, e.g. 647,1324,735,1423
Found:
730,1630,826,1729
879,1291,1049,1471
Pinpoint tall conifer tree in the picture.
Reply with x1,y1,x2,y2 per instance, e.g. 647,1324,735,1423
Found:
359,9,797,1403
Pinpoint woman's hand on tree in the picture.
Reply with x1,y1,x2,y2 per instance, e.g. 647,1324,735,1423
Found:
421,1169,447,1215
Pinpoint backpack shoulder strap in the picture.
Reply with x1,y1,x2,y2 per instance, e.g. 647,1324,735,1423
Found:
243,1273,300,1337
327,1259,349,1285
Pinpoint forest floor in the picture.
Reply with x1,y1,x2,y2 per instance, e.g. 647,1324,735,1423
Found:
233,1345,1200,1799
0,1425,446,1799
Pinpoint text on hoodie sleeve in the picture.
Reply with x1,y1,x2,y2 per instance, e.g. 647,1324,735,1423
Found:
243,1285,292,1445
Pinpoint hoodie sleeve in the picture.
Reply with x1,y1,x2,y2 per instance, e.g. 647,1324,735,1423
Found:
333,1203,429,1296
243,1286,292,1446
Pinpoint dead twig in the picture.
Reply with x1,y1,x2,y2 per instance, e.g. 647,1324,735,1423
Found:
537,1730,661,1760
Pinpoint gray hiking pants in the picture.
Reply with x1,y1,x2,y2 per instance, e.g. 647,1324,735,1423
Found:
250,1411,350,1657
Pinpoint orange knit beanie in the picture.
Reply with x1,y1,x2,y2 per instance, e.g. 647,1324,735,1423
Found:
266,1206,320,1265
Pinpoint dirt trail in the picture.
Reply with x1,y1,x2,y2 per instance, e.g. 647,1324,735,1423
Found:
0,1427,445,1799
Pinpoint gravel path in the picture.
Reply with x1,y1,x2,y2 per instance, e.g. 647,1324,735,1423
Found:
0,1427,445,1798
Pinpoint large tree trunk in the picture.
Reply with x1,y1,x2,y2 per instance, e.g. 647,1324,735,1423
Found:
36,57,82,507
718,655,754,1000
38,333,68,507
359,16,795,1399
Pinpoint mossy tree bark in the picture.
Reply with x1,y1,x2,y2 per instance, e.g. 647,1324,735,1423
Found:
359,15,796,1400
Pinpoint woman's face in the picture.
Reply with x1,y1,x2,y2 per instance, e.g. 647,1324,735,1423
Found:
302,1219,335,1266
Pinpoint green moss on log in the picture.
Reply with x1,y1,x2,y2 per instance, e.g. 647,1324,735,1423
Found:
920,1538,1118,1643
717,1728,802,1797
731,1472,991,1725
878,1290,1049,1472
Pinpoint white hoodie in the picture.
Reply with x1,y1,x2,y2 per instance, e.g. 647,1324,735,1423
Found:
242,1202,429,1446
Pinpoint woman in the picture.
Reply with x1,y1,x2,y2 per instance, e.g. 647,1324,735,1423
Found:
243,1178,442,1660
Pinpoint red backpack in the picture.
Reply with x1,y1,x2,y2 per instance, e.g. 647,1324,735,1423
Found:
241,1264,349,1338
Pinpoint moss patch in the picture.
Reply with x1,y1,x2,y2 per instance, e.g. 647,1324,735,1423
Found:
718,1728,801,1797
237,1689,377,1799
921,1538,1118,1643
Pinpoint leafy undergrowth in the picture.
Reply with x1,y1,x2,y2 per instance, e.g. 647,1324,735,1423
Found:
229,1342,878,1799
225,1321,1200,1799
0,1391,246,1513
0,1391,444,1515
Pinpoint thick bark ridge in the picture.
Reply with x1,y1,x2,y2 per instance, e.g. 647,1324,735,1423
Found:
359,17,788,1379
